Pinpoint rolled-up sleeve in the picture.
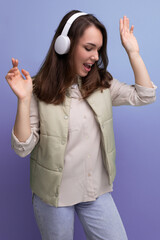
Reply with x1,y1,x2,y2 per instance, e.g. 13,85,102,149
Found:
110,78,157,106
11,94,40,158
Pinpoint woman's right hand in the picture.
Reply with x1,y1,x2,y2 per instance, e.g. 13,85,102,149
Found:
5,58,33,100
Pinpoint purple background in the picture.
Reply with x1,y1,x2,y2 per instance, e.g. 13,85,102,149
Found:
0,0,160,239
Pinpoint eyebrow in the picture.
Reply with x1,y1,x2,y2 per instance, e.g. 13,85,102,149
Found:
86,43,96,47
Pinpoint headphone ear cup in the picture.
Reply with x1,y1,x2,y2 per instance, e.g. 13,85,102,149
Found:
54,35,71,55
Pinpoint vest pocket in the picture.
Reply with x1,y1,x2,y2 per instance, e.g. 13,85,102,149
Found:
30,160,62,207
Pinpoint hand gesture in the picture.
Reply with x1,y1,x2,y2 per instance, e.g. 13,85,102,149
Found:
120,16,139,56
5,58,33,100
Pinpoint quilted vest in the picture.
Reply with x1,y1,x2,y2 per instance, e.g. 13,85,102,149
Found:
30,88,116,207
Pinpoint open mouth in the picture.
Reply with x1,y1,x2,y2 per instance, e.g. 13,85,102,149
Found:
83,63,93,72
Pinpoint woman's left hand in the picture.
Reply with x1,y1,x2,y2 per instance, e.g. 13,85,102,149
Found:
120,16,139,56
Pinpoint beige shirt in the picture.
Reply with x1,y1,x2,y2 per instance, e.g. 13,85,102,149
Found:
11,78,156,206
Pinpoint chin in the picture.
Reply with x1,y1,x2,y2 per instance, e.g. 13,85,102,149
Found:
79,72,88,77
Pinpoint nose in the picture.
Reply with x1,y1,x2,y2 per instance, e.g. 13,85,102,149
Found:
91,50,99,62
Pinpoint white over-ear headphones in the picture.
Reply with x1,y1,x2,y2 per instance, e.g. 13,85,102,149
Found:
54,12,87,55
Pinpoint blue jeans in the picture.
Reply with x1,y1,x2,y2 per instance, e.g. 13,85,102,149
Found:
33,192,128,240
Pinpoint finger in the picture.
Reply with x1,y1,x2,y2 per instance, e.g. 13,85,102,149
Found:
119,18,123,33
13,58,19,67
5,73,15,81
8,67,20,77
130,25,134,33
126,17,129,30
12,58,19,68
21,69,31,80
8,67,18,73
15,59,18,68
123,16,127,32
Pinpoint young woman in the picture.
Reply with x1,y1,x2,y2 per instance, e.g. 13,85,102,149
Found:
6,10,156,240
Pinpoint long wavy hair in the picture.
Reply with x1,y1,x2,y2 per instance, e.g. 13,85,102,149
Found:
33,10,113,104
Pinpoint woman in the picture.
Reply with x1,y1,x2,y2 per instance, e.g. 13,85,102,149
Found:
6,10,156,240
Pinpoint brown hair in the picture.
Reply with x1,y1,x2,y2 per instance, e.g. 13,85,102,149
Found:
33,10,113,104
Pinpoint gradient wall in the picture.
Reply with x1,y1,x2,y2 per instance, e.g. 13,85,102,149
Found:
0,0,160,239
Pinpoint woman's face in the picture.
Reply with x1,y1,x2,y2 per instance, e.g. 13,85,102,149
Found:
73,25,103,77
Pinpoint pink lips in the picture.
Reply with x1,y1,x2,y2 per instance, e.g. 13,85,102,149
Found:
83,63,92,72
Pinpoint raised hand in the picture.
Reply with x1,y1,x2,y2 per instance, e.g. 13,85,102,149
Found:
120,16,139,56
5,58,33,100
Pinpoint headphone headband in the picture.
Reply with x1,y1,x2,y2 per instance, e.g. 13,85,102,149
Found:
54,12,87,55
61,12,87,36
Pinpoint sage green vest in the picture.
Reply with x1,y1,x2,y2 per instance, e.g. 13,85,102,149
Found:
30,88,116,207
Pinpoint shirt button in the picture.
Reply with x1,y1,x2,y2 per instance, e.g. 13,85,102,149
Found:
59,167,62,172
64,115,68,120
17,145,22,150
61,140,65,145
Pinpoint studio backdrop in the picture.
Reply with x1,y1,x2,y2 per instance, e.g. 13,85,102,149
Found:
0,0,159,239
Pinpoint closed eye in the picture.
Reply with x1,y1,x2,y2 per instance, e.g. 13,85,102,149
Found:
85,47,92,51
